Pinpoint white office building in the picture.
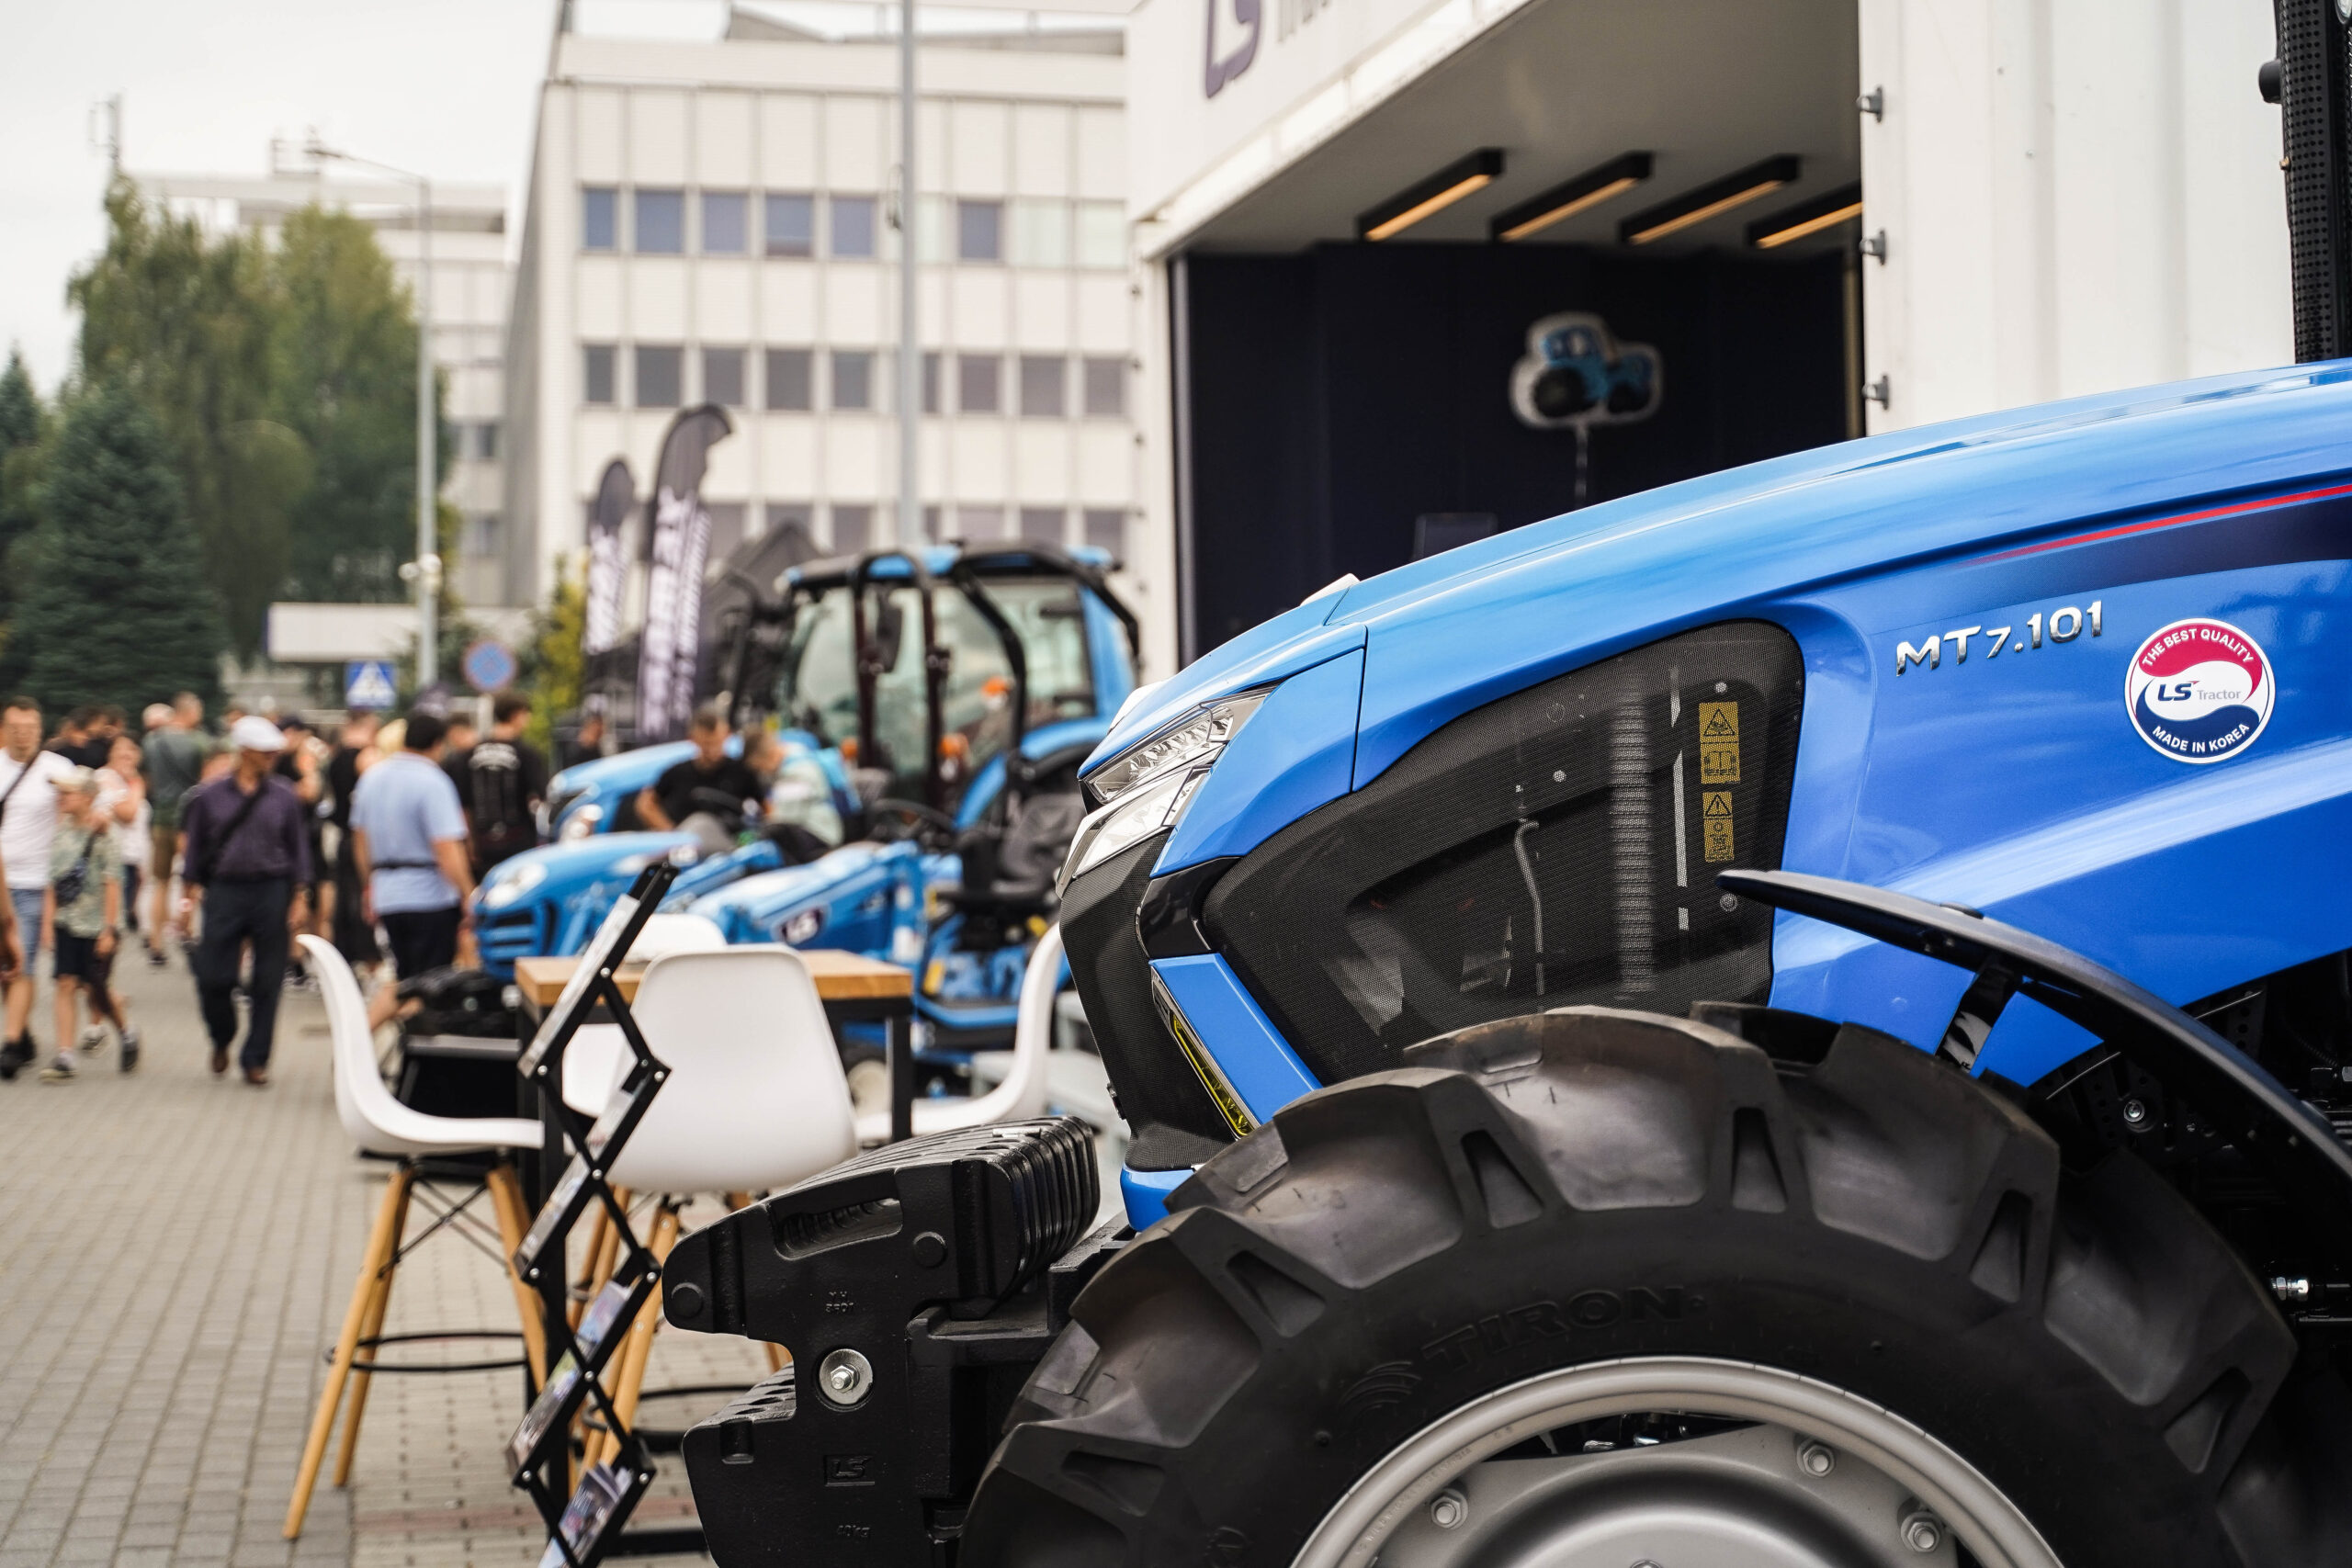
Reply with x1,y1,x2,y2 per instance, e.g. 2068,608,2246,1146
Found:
503,5,1142,633
138,145,516,611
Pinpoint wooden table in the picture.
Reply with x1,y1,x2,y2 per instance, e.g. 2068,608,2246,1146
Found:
512,949,913,1010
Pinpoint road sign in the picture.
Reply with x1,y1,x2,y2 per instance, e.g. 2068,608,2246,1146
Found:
345,660,398,711
463,639,518,694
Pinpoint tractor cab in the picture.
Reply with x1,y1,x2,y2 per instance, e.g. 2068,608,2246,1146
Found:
475,540,1136,983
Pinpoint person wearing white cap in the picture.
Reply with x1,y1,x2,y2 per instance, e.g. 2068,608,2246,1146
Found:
177,714,312,1085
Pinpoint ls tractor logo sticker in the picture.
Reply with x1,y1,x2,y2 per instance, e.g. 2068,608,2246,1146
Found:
2126,618,2273,764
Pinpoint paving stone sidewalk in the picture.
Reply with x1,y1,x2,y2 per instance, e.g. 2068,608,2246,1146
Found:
0,951,764,1568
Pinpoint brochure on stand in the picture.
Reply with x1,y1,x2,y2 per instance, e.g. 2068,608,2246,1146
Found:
506,1271,654,1477
536,1460,648,1568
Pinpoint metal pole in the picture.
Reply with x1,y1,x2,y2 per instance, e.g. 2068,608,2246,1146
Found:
896,0,918,547
417,177,439,687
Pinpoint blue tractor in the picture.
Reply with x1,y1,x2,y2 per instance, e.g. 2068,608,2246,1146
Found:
475,544,1138,1056
662,359,2352,1568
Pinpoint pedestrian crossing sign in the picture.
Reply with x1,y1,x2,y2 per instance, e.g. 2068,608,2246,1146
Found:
345,660,399,711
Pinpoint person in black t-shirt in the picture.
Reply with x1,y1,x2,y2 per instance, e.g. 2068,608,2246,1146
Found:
449,693,549,872
636,703,762,831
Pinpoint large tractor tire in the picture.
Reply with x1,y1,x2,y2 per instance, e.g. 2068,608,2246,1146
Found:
962,1008,2352,1568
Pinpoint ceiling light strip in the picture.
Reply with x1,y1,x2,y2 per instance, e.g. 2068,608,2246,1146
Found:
1357,148,1506,241
1747,181,1864,249
1490,152,1653,243
1619,155,1803,246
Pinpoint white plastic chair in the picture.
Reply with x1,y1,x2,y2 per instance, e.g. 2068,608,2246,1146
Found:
557,911,729,1116
853,922,1065,1145
571,945,863,1462
287,936,550,1539
599,945,860,1192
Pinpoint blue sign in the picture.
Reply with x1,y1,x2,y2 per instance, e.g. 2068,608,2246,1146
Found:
463,639,518,694
345,660,398,711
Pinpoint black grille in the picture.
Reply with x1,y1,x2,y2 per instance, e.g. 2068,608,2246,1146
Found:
2278,0,2352,359
1060,837,1236,1168
1205,622,1804,1087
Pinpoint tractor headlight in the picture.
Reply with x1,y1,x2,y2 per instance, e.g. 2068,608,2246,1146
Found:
1060,689,1268,891
559,803,605,841
1082,690,1266,807
481,861,547,909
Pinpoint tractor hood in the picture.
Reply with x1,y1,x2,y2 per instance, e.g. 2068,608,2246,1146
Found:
476,829,700,911
1091,361,2352,786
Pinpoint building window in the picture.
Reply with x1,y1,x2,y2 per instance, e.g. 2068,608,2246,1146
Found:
922,504,943,541
462,513,503,557
765,502,815,542
957,354,1001,414
956,505,1005,540
956,199,1002,263
636,345,684,408
922,352,941,415
1010,199,1069,267
1082,507,1126,558
635,188,685,254
831,196,876,258
472,422,503,460
1076,201,1124,268
764,349,812,412
831,503,873,554
1019,355,1067,418
916,197,951,264
582,186,618,251
831,350,875,412
1082,357,1126,418
765,193,815,256
583,344,616,405
703,191,749,254
703,347,746,407
1018,507,1065,544
706,502,748,567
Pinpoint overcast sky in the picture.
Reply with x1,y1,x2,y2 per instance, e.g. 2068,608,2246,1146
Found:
0,0,566,394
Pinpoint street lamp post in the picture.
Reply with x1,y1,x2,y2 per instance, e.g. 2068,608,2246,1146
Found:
897,0,919,547
306,137,440,688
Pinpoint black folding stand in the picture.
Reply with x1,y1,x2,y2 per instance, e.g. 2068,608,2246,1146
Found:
503,864,692,1568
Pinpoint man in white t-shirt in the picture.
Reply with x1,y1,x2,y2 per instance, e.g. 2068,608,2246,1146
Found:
0,696,81,1080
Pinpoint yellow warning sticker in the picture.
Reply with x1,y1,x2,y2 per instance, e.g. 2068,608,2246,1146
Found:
1698,702,1739,784
1702,791,1735,862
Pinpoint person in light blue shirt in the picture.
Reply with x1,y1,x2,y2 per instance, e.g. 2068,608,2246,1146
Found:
349,710,474,1023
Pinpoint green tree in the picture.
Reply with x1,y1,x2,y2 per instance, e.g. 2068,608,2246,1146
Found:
518,559,585,751
0,351,50,688
270,206,444,604
67,183,440,656
68,181,296,657
16,384,225,714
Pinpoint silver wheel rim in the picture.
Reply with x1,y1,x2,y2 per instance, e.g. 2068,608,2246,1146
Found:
1294,1357,2062,1568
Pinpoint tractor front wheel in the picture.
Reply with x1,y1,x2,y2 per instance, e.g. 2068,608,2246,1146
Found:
963,1007,2352,1568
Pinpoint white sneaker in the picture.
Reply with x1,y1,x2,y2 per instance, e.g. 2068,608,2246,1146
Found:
39,1052,77,1083
78,1026,103,1053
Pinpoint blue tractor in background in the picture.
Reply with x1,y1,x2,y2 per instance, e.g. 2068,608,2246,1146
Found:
476,542,1138,1085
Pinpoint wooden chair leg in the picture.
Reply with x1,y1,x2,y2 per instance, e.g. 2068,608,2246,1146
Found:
581,1186,630,1318
485,1162,548,1385
330,1176,414,1487
569,1201,612,1330
591,1203,681,1470
286,1163,413,1539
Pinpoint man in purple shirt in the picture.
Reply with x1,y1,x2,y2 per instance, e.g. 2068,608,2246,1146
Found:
178,716,311,1085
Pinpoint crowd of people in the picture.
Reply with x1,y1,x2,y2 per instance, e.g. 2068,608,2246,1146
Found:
0,692,551,1087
